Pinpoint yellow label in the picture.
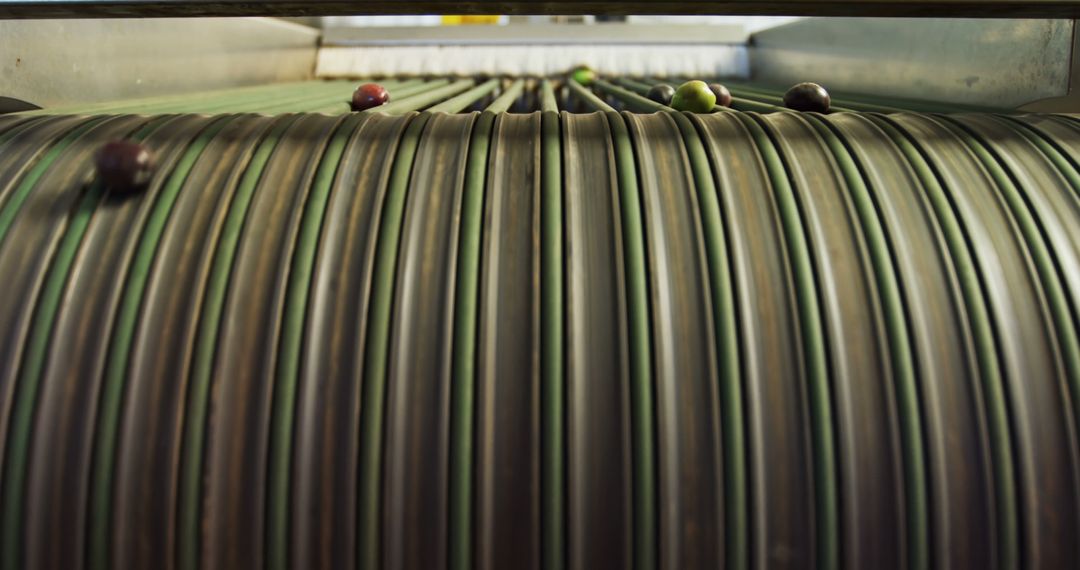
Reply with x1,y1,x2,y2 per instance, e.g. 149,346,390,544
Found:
441,15,501,25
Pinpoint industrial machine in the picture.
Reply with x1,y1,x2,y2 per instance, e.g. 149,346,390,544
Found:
0,3,1079,570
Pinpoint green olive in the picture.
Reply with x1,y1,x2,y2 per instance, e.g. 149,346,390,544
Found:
670,80,717,113
571,66,597,86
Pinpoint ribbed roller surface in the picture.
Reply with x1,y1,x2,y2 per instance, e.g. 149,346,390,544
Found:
0,109,1078,570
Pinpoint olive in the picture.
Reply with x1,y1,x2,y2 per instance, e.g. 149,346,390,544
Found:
646,84,676,106
708,83,732,108
94,140,154,192
571,66,597,86
783,82,830,113
350,83,390,112
670,80,716,113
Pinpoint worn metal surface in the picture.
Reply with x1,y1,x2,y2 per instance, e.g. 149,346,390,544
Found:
0,0,1078,17
0,114,147,570
624,112,723,569
826,112,993,568
0,18,317,108
893,111,1079,568
0,107,1076,570
475,112,542,570
383,112,473,570
115,114,272,570
561,111,634,570
693,111,814,569
292,113,405,569
750,18,1074,109
25,114,207,570
763,110,904,568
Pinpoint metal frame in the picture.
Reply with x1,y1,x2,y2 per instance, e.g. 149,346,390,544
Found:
0,0,1077,18
0,17,317,108
749,17,1076,109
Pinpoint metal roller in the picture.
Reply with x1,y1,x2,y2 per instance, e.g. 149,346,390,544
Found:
0,107,1078,570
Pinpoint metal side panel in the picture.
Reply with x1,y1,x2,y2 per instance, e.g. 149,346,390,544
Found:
750,18,1074,109
0,18,317,109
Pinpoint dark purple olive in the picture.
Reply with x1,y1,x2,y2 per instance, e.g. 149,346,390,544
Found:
94,140,154,192
783,82,830,113
646,84,676,106
350,83,390,112
708,83,732,108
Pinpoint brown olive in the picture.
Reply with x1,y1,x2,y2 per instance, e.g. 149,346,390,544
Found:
708,83,733,108
94,140,154,192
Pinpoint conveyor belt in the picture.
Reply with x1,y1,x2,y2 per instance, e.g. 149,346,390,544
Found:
0,106,1078,570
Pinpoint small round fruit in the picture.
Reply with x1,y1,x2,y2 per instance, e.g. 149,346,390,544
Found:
571,66,597,86
94,140,154,192
646,84,676,106
783,82,830,113
670,80,717,113
350,83,390,112
708,83,732,108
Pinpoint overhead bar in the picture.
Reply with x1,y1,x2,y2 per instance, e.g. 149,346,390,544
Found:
0,0,1076,19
